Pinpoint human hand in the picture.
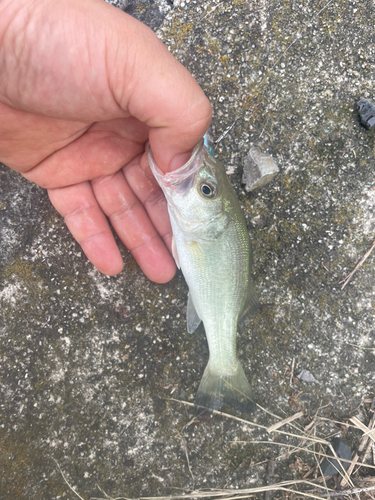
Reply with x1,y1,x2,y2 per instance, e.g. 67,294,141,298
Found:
0,0,211,282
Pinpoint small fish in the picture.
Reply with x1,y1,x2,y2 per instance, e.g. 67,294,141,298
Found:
148,138,259,416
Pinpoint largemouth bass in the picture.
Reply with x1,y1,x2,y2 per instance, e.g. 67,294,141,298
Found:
147,139,259,416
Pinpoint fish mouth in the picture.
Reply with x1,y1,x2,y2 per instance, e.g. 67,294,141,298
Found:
147,139,206,195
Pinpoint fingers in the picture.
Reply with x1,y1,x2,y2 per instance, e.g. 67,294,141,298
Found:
22,116,175,282
122,155,173,253
22,118,148,188
48,170,176,282
91,162,176,283
48,182,124,276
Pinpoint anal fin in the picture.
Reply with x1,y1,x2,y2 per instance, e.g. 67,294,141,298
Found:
187,292,201,334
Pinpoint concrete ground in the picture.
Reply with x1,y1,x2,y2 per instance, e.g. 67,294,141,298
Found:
1,0,374,498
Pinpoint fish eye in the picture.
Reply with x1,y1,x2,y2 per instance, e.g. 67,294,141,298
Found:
199,182,217,199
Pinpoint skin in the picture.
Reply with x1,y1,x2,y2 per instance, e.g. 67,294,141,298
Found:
0,0,212,282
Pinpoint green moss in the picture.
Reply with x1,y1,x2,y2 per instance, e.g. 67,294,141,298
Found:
0,433,33,498
1,260,49,320
161,17,194,55
3,259,36,282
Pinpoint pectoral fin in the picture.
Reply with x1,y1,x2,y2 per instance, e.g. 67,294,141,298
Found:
187,292,201,333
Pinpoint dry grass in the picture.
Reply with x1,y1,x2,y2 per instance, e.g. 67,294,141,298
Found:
53,396,375,500
340,239,375,289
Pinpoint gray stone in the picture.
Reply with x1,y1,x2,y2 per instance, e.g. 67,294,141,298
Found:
358,98,375,130
297,369,320,385
241,147,279,192
320,437,352,477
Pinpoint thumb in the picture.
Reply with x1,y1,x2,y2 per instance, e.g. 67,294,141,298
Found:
106,7,212,173
148,97,212,173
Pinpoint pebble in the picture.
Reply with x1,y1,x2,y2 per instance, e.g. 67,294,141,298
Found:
242,147,279,192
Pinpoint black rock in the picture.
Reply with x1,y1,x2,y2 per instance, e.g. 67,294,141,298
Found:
320,437,352,477
358,98,375,129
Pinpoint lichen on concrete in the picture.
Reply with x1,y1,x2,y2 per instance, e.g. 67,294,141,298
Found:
1,0,375,498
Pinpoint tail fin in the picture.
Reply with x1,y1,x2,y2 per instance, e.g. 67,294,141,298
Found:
194,362,256,419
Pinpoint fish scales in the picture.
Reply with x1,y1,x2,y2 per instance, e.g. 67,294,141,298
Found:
176,214,248,370
148,139,258,416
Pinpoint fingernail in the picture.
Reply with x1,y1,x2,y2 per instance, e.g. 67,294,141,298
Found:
169,151,193,172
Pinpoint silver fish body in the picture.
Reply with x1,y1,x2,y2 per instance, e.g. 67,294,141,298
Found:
148,139,258,416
